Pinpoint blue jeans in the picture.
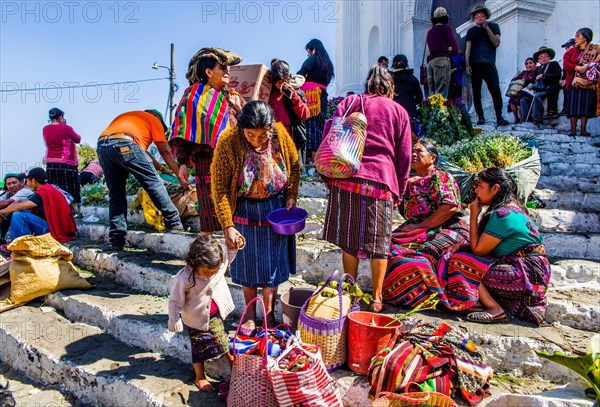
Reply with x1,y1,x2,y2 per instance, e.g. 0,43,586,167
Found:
10,211,50,240
97,139,182,247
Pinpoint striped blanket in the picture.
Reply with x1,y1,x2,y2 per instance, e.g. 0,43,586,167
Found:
170,83,229,149
368,320,493,406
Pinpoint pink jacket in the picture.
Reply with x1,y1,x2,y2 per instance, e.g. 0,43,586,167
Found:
43,123,81,166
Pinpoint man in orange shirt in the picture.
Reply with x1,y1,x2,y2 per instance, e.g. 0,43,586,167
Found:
98,109,190,250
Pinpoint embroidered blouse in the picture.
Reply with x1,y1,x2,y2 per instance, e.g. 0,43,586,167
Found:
237,136,289,199
483,205,544,257
402,170,461,222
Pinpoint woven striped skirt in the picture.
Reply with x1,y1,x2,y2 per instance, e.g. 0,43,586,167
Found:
186,316,230,363
566,87,597,117
305,91,328,153
230,194,295,288
323,178,394,259
46,162,80,203
193,150,221,232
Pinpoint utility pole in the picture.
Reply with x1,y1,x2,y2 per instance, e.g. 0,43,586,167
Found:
169,43,175,127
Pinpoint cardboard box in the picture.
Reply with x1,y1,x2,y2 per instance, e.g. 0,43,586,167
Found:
229,64,272,102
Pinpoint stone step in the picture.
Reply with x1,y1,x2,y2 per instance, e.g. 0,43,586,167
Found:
533,189,600,213
529,208,600,234
69,240,598,334
41,266,595,386
538,175,600,193
0,361,77,407
541,232,600,261
0,304,224,407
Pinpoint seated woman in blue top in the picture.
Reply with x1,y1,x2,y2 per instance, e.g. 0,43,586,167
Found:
446,167,551,325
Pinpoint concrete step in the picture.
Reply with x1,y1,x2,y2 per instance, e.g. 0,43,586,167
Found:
0,361,78,407
529,208,600,234
40,265,595,386
68,239,598,334
0,303,224,407
542,232,600,261
533,189,600,213
538,175,600,193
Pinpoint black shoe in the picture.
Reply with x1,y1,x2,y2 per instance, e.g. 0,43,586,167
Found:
165,223,185,233
101,244,124,253
496,118,509,126
476,119,485,125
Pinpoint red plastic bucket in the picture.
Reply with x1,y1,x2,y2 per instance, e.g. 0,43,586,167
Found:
347,311,401,375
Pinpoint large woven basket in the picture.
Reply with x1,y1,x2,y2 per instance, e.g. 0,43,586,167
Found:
298,271,359,370
372,392,458,407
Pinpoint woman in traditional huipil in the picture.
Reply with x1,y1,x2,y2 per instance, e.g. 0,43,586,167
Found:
169,47,245,233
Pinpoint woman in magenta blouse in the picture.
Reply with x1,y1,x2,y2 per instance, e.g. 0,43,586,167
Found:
42,108,81,204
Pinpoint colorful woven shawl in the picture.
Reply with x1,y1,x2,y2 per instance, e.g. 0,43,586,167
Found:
170,83,229,149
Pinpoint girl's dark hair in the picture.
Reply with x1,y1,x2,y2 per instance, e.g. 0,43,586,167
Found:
416,139,439,167
477,167,527,234
270,58,292,82
184,235,223,287
305,38,334,84
365,64,395,98
238,100,275,130
186,56,218,85
577,27,593,43
431,15,449,25
525,57,535,65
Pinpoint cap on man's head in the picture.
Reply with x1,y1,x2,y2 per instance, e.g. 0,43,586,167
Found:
561,38,576,48
392,54,409,68
3,172,24,183
433,7,448,18
49,108,64,120
144,109,168,133
26,168,47,184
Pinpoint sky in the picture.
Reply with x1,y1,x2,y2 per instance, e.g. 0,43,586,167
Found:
0,0,337,176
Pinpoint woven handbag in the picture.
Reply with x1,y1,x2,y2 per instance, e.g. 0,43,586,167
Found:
372,392,458,407
314,94,368,179
268,342,343,407
227,297,278,407
505,78,526,97
298,270,360,370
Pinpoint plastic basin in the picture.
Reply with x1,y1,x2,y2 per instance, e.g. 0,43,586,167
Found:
267,207,308,235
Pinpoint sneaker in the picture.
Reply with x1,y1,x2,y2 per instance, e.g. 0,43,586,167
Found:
476,118,485,125
165,223,184,232
496,118,509,126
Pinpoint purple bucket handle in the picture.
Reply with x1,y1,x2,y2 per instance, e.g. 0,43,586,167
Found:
300,270,357,318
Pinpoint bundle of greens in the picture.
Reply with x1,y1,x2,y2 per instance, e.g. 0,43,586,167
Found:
81,181,109,206
438,131,532,173
418,94,475,146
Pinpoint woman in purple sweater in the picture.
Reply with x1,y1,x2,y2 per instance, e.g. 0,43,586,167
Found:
322,65,412,312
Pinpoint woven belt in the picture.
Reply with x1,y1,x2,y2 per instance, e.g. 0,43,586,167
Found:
98,133,134,142
233,215,271,227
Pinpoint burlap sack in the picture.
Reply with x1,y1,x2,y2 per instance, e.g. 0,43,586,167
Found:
6,233,92,304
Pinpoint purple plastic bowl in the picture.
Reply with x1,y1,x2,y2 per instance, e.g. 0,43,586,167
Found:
267,207,308,235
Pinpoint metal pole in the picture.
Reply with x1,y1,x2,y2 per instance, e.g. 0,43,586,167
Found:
169,43,175,127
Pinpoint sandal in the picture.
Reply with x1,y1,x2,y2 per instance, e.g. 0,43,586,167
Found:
369,301,384,313
466,311,509,324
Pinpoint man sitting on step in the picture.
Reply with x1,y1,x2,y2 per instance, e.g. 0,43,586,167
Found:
0,172,31,244
0,168,77,243
97,110,189,251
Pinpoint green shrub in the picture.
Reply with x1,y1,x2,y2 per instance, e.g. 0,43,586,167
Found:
77,144,98,171
438,132,532,173
81,181,109,206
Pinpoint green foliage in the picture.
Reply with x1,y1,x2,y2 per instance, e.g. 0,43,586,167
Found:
126,175,142,196
77,144,98,171
325,97,345,120
438,131,532,173
317,279,373,305
418,94,475,146
534,334,600,401
81,181,109,206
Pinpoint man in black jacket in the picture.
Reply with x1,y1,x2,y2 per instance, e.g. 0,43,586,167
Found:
391,54,423,119
520,46,562,124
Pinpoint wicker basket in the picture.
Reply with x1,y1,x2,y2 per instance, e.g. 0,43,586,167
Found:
372,392,458,407
298,270,359,370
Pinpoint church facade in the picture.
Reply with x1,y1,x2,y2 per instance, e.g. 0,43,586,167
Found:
335,0,600,112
